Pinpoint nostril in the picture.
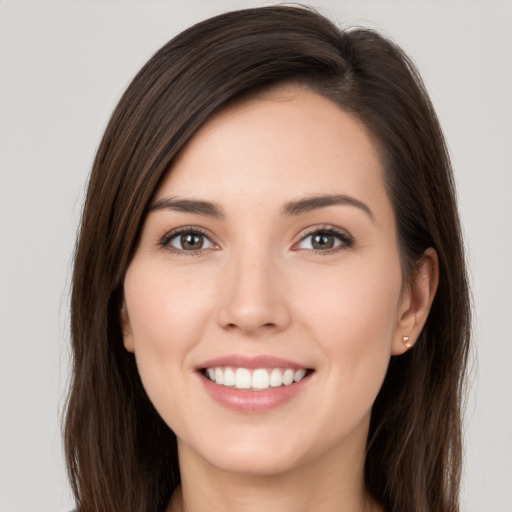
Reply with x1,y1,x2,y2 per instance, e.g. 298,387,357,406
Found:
223,321,277,333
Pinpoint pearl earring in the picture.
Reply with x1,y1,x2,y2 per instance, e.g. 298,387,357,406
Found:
402,335,412,348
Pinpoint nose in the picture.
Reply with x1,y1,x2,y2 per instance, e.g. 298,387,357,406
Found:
217,248,291,336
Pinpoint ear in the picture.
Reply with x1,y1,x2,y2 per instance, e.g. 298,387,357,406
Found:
120,299,134,353
391,248,439,355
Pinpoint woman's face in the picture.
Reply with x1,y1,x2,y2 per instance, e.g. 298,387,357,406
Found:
122,85,412,476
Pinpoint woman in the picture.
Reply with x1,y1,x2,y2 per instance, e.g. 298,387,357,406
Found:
64,5,470,512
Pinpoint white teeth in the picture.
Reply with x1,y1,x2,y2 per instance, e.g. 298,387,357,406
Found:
269,368,283,387
294,369,306,382
223,367,235,386
205,367,309,390
252,369,270,390
234,368,251,389
283,369,294,386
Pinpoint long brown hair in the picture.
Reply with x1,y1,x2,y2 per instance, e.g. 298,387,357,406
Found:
64,6,471,511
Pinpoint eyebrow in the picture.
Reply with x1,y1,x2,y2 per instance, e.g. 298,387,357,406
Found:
149,193,374,222
282,194,375,222
149,196,225,218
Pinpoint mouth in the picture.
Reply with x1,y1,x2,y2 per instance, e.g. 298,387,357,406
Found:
195,355,315,412
200,366,315,391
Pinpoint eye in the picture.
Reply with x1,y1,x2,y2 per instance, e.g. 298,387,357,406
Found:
161,228,216,254
295,227,353,252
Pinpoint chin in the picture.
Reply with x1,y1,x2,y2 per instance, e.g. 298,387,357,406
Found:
184,433,309,477
210,447,304,476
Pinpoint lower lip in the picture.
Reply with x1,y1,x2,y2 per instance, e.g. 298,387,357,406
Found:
198,372,312,413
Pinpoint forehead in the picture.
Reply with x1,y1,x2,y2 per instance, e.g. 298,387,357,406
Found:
155,85,389,219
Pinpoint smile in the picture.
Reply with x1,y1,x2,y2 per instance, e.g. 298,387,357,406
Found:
196,355,315,412
204,367,310,391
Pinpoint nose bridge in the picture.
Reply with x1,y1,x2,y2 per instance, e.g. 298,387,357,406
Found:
217,242,290,335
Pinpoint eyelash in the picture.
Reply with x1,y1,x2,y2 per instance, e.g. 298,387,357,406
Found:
159,226,216,256
292,225,354,255
159,225,354,256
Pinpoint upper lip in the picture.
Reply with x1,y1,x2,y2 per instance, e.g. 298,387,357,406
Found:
195,354,311,371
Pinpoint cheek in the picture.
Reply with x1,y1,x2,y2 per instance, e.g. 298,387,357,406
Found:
297,253,401,329
288,254,402,445
122,262,218,422
292,251,402,392
124,261,217,352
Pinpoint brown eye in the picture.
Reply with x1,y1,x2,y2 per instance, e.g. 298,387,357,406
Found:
180,233,204,250
295,228,353,252
165,230,215,252
311,233,335,250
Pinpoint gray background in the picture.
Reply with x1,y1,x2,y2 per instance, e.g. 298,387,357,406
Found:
1,1,511,511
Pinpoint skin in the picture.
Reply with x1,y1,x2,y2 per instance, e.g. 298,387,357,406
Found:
121,85,438,512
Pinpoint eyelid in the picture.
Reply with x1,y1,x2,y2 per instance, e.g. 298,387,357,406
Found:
292,224,354,253
159,225,219,255
158,223,353,256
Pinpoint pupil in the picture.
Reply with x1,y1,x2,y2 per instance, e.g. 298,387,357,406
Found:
182,233,203,250
313,233,334,249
